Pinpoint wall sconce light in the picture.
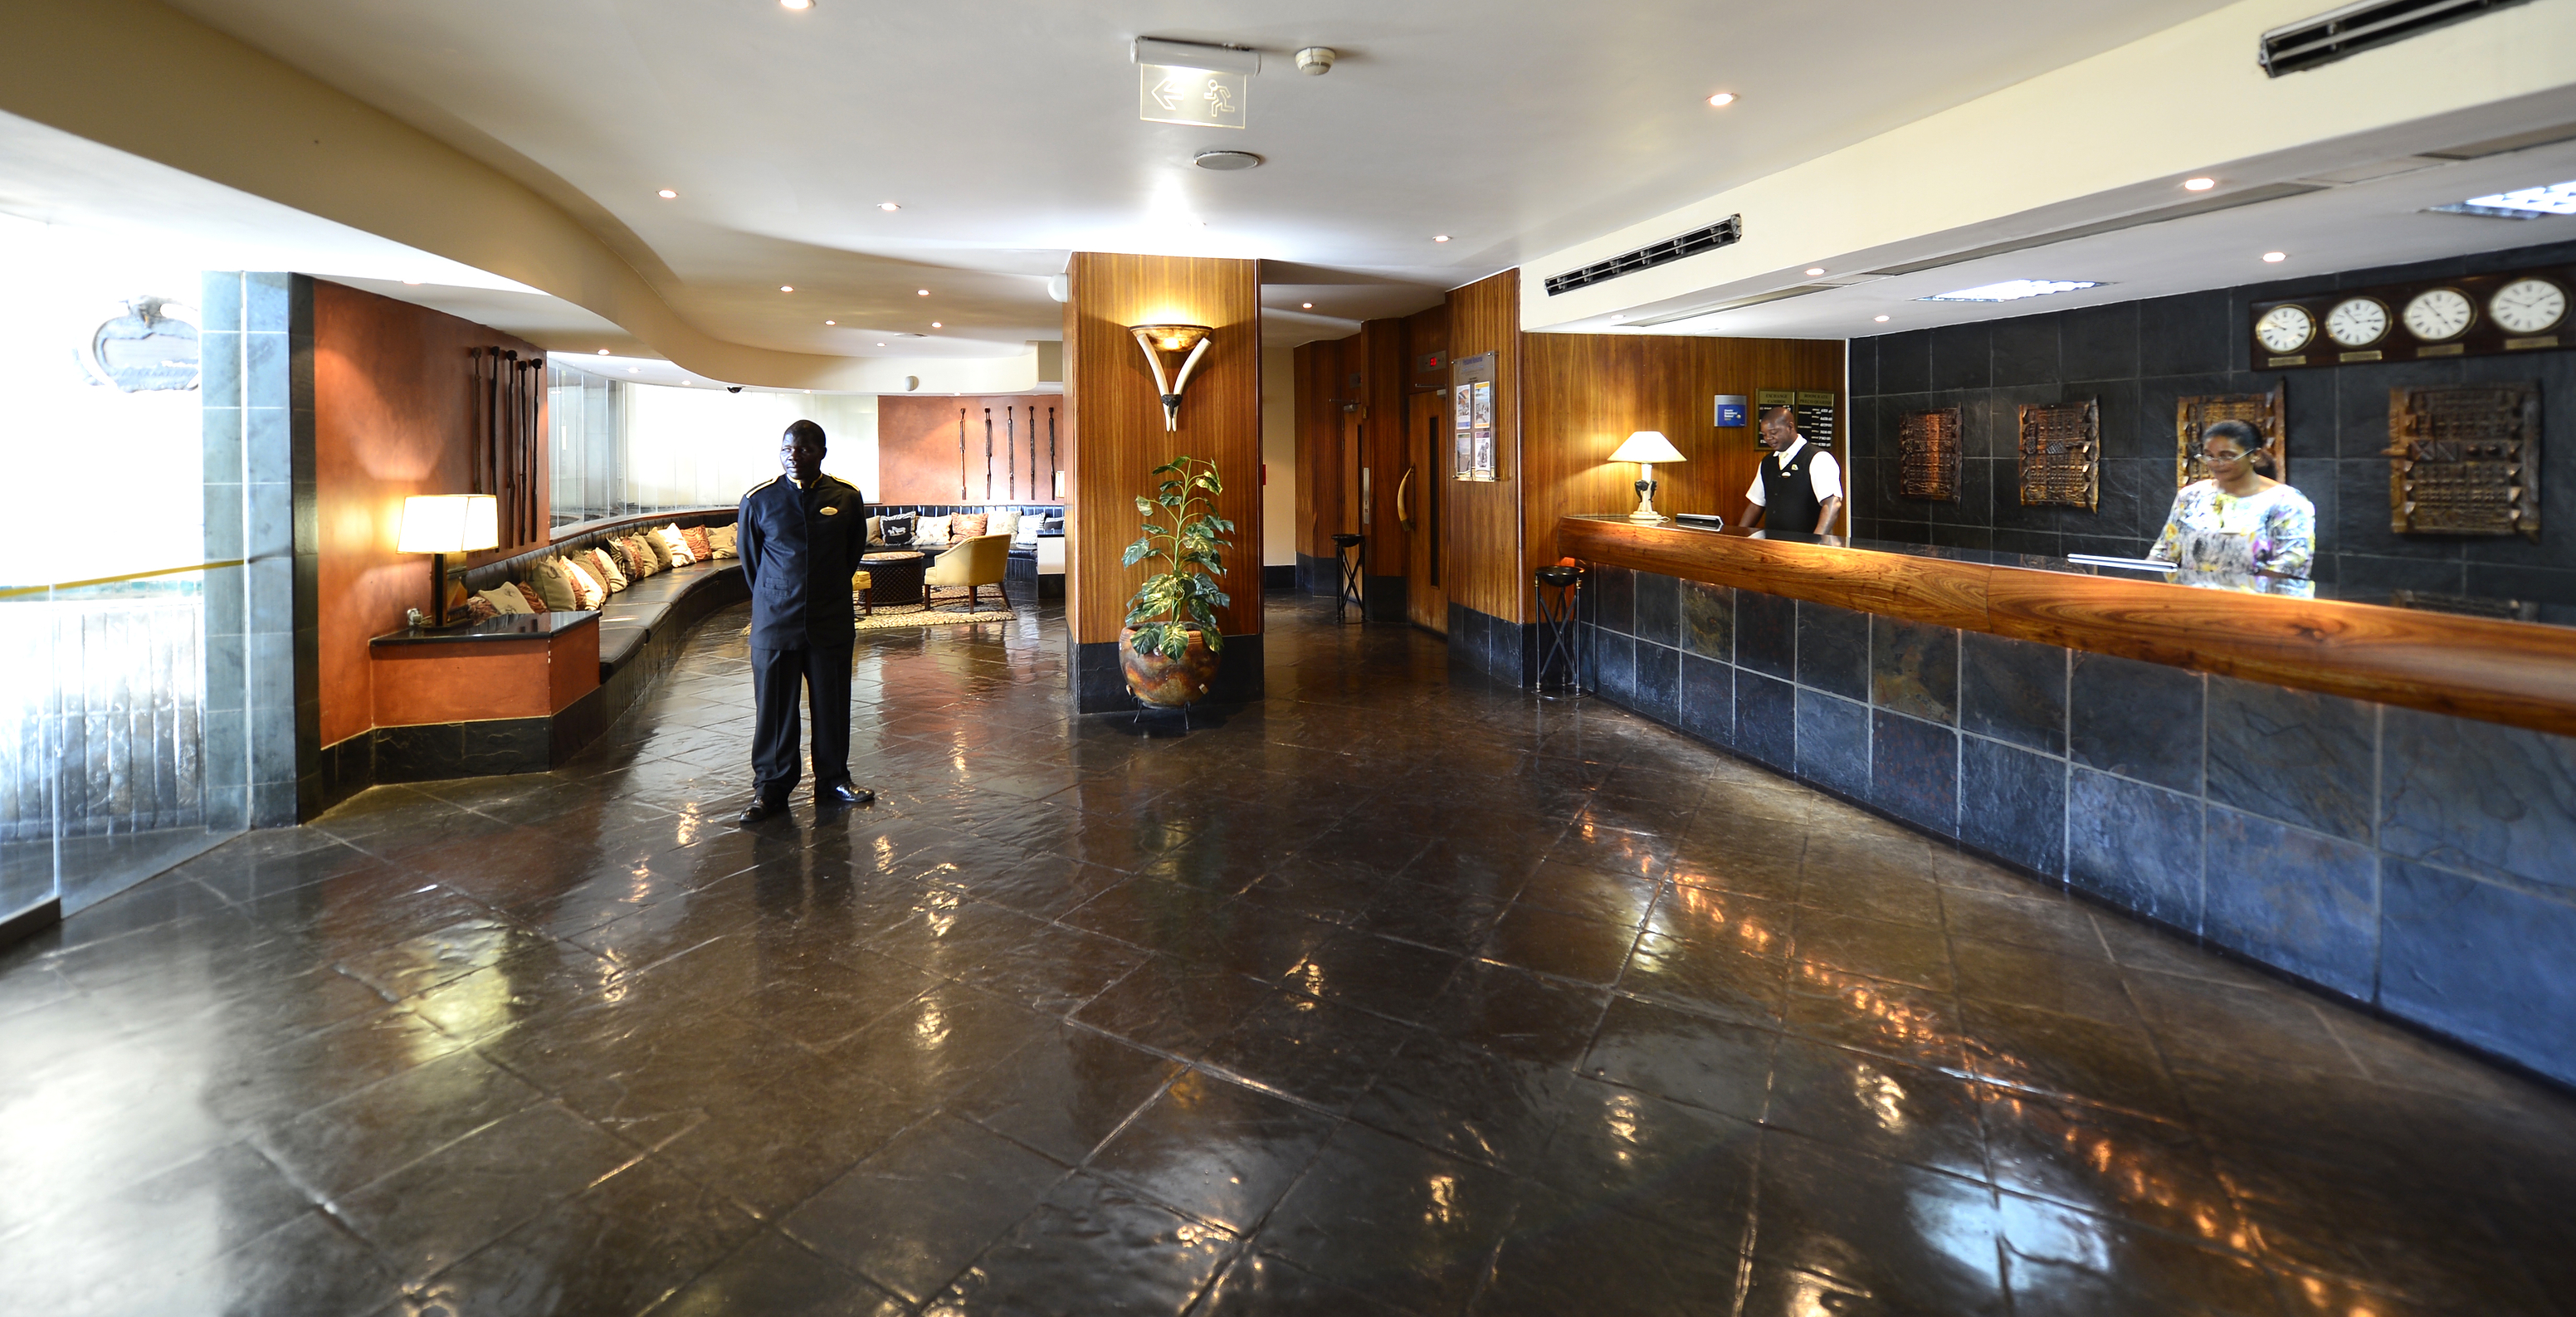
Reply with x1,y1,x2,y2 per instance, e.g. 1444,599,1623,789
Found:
1608,431,1686,522
1130,323,1213,431
398,493,499,627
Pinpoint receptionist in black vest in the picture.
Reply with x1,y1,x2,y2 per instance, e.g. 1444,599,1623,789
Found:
1737,404,1845,535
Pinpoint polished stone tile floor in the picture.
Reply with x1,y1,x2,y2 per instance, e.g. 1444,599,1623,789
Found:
4,596,2574,1315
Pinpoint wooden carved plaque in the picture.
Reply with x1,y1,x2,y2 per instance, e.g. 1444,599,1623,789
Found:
2017,398,2100,511
2177,382,2284,488
1899,408,1962,501
2387,383,2541,541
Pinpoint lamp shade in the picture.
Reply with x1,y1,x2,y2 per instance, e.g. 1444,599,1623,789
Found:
397,494,500,554
1608,430,1686,464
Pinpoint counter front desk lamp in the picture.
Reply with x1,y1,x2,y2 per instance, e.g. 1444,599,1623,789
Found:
1610,430,1686,523
398,493,500,628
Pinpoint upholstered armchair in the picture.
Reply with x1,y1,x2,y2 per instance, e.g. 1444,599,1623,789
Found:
923,532,1010,610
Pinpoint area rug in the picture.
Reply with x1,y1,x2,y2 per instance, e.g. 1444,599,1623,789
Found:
851,601,1017,632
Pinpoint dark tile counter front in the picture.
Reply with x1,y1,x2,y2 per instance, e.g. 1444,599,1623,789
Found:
1578,559,2576,1087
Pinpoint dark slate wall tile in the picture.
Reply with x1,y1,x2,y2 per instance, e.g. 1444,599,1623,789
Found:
1990,312,2061,388
1593,565,1633,635
2380,708,2576,893
1871,617,1958,724
1878,329,1932,395
2062,303,2139,382
1634,641,1682,728
1681,655,1732,748
1681,582,1733,662
1796,689,1871,799
1794,602,1869,702
2070,653,2204,795
1871,710,1958,837
1736,590,1796,681
2201,807,2377,1000
2381,858,2576,1086
1931,324,1992,392
1960,632,2066,755
2139,290,2230,378
1595,631,1637,705
1633,573,1680,649
1962,736,2066,878
2067,768,2203,930
2204,678,2376,842
1737,671,1796,771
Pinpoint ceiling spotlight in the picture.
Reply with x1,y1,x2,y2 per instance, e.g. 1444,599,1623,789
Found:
824,319,835,325
876,341,886,347
780,285,794,292
1301,302,1312,309
1874,315,1891,322
930,321,941,328
1433,234,1451,243
402,280,422,285
658,188,677,198
597,349,611,355
1707,92,1736,107
917,289,930,295
878,202,900,211
780,0,811,9
2183,177,2216,192
1805,267,1826,277
2262,251,2287,262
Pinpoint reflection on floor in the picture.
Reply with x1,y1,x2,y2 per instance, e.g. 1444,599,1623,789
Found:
1,596,2569,1316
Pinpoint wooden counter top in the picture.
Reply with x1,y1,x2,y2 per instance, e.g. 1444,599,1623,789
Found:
1558,515,2576,738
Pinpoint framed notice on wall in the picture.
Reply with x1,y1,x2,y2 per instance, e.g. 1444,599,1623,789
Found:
1452,352,1499,480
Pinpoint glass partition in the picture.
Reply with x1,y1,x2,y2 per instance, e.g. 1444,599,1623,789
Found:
549,361,878,529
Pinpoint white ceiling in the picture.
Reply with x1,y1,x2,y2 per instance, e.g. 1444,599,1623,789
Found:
154,0,2250,359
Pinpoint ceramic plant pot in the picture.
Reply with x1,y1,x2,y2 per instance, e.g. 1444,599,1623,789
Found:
1120,627,1221,706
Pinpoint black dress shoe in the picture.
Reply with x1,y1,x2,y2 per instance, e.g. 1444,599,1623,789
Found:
735,799,788,825
821,782,875,805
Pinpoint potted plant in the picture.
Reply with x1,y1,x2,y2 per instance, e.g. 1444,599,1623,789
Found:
1121,455,1234,706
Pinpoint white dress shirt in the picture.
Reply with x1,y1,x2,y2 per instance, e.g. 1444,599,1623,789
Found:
1742,437,1844,507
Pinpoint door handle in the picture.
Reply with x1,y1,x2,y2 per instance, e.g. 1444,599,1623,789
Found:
1396,466,1415,529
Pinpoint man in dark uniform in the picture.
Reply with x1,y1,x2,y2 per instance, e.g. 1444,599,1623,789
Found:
735,419,874,824
1736,403,1846,535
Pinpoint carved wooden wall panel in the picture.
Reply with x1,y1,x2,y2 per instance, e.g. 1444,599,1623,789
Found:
1899,407,1962,502
2176,383,2284,488
2386,383,2541,541
2017,398,2099,511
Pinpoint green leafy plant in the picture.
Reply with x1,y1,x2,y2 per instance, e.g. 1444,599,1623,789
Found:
1122,455,1234,659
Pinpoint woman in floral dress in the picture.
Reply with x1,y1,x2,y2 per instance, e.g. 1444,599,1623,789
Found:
2149,419,2315,594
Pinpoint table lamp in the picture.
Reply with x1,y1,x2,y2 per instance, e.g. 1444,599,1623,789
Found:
398,494,499,627
1609,431,1686,522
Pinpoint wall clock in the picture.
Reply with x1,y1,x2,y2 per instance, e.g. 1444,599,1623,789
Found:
2489,277,2567,335
2325,296,2389,348
2403,288,2476,341
2255,304,2314,354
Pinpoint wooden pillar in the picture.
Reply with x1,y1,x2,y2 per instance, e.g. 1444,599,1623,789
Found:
1061,253,1263,712
1443,269,1526,680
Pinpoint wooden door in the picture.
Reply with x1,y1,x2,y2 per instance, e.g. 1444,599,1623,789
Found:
1403,391,1447,632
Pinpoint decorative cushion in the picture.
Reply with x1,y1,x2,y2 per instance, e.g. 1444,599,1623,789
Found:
879,513,916,545
626,534,661,577
866,515,883,544
641,529,674,570
985,509,1020,538
709,524,739,559
587,547,626,592
916,514,953,547
1013,517,1041,546
563,558,607,609
513,582,546,612
462,594,499,622
682,524,713,559
953,513,987,538
851,569,873,590
656,524,695,565
477,584,529,616
531,559,580,612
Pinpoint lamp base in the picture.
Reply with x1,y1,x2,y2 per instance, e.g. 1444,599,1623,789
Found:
1627,510,1670,523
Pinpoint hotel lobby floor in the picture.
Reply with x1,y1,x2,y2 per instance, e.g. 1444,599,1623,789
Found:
2,595,2571,1315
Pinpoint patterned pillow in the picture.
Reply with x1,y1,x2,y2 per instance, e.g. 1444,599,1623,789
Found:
710,524,739,558
953,513,988,538
463,594,499,622
878,513,916,545
563,558,607,609
656,525,695,566
916,514,953,547
640,529,673,570
625,535,661,577
514,582,546,612
587,547,626,592
477,584,530,616
531,559,580,612
985,510,1020,538
682,524,713,559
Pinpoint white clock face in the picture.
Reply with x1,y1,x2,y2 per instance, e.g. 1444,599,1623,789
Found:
2325,297,2389,347
2255,304,2314,354
2403,287,2476,341
2488,278,2567,335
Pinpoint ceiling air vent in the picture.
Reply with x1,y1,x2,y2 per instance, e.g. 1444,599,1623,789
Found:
1544,215,1742,295
2259,0,2531,76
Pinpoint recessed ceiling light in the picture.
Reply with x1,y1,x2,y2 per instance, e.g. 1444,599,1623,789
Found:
824,319,835,325
917,289,930,295
658,188,677,199
1875,315,1891,322
780,0,811,9
876,342,886,347
628,367,639,373
878,202,900,212
2432,178,2576,218
1923,279,2102,302
1611,314,1626,321
780,285,794,292
1301,302,1312,309
2262,251,2287,262
930,321,941,328
597,349,610,355
1804,267,1826,277
1433,235,1450,243
2182,177,2216,192
1707,92,1736,107
402,280,421,285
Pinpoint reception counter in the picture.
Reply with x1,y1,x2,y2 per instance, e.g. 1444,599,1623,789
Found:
1557,514,2576,1085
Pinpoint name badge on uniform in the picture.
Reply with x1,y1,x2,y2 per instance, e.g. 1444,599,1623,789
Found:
821,506,839,515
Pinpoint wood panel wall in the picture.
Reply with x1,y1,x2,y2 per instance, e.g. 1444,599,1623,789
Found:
1444,270,1525,624
313,279,548,749
1357,319,1410,577
1061,252,1262,646
1521,334,1844,616
877,393,1064,505
1292,339,1349,562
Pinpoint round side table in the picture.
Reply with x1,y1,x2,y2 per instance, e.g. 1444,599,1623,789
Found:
860,551,927,607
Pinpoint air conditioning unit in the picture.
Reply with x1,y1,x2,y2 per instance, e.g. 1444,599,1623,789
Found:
2260,0,2530,76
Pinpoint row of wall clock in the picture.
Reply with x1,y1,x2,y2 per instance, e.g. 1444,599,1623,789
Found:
2247,266,2569,368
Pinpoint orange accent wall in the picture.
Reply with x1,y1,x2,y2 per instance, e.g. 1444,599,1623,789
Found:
314,280,549,749
878,394,1064,505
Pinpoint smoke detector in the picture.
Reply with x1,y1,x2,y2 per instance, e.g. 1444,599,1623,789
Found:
1193,150,1262,171
1295,46,1335,75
